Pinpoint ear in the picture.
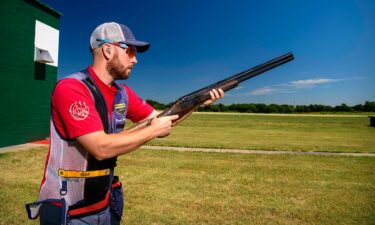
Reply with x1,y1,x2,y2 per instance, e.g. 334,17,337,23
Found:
102,44,113,60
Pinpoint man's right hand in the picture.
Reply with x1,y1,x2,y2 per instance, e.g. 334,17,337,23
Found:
150,115,179,138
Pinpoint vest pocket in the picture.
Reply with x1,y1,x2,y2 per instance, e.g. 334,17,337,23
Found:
109,176,124,221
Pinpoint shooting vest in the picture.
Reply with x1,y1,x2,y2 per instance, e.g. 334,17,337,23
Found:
26,70,128,224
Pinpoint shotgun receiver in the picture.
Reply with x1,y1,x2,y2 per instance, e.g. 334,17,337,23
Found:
127,52,294,132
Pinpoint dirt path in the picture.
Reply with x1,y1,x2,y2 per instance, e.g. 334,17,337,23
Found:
1,143,374,157
0,143,48,153
141,145,375,157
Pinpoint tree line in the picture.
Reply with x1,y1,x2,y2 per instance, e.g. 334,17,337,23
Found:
146,100,375,113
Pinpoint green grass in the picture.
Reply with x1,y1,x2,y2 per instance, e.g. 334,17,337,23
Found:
0,147,374,225
144,113,375,153
1,113,374,224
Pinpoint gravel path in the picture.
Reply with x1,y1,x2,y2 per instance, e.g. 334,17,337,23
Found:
142,145,375,157
1,143,374,157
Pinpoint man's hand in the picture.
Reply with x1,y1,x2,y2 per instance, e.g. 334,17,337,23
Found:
203,88,225,105
150,115,179,138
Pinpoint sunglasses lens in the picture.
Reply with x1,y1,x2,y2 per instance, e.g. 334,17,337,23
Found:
126,48,137,58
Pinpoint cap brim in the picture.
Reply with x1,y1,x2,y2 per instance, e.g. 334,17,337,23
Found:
123,40,150,53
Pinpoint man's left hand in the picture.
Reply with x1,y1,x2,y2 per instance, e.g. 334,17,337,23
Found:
203,88,225,105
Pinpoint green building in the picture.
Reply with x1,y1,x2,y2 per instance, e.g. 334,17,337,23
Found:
0,0,61,147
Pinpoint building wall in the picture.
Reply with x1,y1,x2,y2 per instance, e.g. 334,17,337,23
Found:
0,0,60,147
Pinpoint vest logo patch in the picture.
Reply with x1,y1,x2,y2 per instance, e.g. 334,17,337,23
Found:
69,101,89,120
114,103,126,115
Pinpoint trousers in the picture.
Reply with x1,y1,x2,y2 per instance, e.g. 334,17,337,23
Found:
40,203,120,225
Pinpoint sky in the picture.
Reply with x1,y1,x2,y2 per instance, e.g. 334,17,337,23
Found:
42,0,375,106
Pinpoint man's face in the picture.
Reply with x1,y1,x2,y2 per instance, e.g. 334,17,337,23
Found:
106,46,137,80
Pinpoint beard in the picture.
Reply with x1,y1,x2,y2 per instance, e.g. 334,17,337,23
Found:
106,52,131,80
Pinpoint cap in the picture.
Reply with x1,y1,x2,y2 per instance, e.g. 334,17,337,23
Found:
90,22,150,53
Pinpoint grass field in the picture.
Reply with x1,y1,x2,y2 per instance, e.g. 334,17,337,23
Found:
0,147,374,225
146,113,375,153
1,113,374,224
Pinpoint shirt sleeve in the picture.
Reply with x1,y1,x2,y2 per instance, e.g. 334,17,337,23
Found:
52,78,104,139
124,85,154,122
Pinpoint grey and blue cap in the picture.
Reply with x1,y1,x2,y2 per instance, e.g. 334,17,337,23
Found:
90,22,150,53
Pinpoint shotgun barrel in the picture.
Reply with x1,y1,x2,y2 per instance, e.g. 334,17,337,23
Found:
178,52,294,102
127,52,294,132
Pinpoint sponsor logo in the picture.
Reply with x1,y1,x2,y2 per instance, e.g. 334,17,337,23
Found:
115,118,125,123
114,103,126,115
69,101,89,120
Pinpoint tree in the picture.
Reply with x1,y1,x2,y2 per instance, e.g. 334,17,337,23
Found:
334,103,352,112
145,99,166,110
364,101,375,112
146,99,375,113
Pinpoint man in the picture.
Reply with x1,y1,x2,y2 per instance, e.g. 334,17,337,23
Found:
26,22,224,225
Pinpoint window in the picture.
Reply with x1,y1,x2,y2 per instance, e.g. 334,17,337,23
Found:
34,20,59,67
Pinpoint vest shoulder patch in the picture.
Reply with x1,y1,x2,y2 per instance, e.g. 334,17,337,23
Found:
114,103,126,115
69,101,89,120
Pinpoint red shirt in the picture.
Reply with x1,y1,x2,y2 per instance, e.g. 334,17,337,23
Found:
52,66,154,139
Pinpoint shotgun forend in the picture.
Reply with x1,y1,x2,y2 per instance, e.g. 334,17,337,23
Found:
127,52,294,132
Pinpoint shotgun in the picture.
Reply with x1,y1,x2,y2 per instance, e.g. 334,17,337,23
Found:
127,52,294,132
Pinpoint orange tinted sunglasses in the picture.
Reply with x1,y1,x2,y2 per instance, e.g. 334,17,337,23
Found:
97,38,137,58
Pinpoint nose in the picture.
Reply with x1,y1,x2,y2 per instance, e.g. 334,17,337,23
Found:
131,56,137,64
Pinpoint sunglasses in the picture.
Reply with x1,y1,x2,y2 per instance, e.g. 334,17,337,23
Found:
96,38,137,58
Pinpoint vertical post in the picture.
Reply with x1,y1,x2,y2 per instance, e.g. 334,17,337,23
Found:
369,116,375,127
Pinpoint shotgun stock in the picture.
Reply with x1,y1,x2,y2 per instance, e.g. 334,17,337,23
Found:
127,52,294,132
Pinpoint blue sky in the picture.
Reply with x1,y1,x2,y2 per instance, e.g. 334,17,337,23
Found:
43,0,374,106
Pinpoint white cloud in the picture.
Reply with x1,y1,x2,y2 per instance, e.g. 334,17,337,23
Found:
234,86,244,90
248,78,344,96
249,87,278,95
290,78,340,89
